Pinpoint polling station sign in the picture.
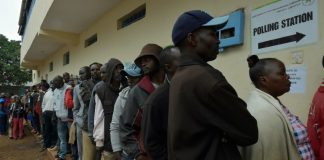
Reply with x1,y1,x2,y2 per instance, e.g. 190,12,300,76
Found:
251,0,318,54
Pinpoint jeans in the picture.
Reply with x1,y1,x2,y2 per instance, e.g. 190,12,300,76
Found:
57,119,68,159
121,150,137,160
76,125,83,160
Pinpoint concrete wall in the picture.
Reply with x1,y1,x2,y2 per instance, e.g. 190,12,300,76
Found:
27,0,323,122
21,0,53,61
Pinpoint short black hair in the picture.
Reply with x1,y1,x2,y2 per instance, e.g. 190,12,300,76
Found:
41,82,50,90
160,46,180,67
89,62,102,68
80,66,91,79
41,79,47,84
63,72,70,76
80,66,90,72
53,75,64,82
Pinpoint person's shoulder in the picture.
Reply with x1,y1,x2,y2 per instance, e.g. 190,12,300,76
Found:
119,86,131,95
247,91,277,115
66,84,72,89
95,81,104,87
92,81,104,91
147,85,168,102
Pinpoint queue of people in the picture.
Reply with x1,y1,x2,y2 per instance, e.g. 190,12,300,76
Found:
0,10,323,160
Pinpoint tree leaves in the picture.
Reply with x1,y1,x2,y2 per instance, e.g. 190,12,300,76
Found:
0,34,31,86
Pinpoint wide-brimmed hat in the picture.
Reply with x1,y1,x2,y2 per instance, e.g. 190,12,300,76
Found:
134,43,163,67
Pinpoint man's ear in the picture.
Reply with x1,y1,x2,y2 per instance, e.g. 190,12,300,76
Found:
164,64,170,72
187,33,197,47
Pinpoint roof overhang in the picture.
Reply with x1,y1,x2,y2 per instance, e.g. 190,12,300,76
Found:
22,0,120,69
21,31,65,68
41,0,120,33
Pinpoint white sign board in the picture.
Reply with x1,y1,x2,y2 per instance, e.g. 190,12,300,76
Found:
251,0,318,54
286,65,307,93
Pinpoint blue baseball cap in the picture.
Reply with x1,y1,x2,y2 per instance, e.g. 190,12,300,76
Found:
0,98,5,104
121,63,142,77
172,10,229,45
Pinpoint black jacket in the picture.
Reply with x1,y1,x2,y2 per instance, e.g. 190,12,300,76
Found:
142,82,169,160
94,58,123,152
168,55,258,160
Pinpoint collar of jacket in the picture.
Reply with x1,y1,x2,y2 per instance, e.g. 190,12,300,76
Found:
138,75,155,94
179,53,209,67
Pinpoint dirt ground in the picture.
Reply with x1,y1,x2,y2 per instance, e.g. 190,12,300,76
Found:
0,127,47,160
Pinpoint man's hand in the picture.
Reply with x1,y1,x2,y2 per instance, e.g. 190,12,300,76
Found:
89,136,96,145
96,146,104,151
112,151,121,160
136,154,148,160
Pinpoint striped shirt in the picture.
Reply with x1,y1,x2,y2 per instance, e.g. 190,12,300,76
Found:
281,105,315,160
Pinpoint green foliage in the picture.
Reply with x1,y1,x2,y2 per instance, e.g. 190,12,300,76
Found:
0,34,31,86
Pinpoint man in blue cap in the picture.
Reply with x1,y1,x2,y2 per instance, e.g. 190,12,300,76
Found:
168,10,258,159
110,63,142,159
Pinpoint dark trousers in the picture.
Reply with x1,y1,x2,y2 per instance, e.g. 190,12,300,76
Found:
0,116,6,134
96,148,103,160
32,112,41,133
43,111,56,148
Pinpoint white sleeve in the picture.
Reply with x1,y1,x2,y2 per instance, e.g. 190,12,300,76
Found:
41,91,48,112
110,94,123,152
93,94,105,147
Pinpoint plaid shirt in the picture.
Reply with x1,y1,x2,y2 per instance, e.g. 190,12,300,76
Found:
281,105,315,160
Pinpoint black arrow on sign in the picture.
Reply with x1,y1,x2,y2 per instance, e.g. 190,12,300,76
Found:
258,32,305,49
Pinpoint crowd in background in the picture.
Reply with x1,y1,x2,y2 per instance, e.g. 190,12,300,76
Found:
0,10,323,160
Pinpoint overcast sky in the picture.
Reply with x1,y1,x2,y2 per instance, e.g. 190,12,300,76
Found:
0,0,21,41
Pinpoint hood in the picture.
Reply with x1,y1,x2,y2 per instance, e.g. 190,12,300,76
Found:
105,58,123,85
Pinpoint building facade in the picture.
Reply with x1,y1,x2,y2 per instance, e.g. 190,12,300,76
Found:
19,0,324,122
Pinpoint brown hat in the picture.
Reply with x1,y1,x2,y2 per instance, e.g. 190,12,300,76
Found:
134,43,163,67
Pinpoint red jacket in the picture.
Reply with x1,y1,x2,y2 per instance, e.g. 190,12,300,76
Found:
307,80,324,160
64,88,74,109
